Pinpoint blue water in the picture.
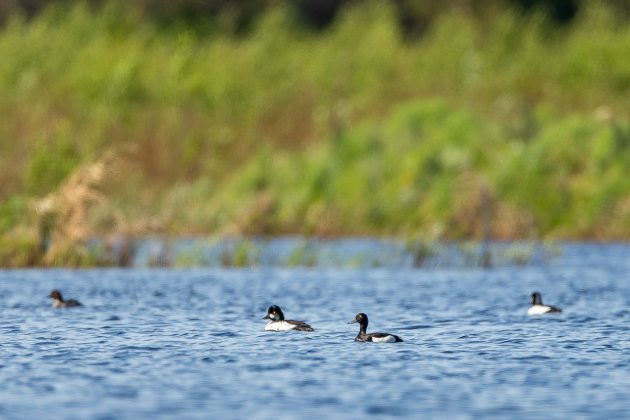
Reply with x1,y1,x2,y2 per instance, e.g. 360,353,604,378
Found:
1,243,629,419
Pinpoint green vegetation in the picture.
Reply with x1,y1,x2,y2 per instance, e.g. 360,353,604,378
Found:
0,1,629,266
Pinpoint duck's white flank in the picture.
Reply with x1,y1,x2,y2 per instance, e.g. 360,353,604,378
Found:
265,321,298,331
528,305,553,315
371,335,397,343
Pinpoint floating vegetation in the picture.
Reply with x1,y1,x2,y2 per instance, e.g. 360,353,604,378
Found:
500,243,536,266
218,238,262,268
173,239,212,268
73,236,562,269
405,238,442,268
283,240,318,267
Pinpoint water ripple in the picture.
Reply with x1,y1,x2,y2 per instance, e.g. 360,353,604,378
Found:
1,244,629,418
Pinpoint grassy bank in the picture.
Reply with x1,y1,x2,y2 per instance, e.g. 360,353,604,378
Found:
1,2,629,266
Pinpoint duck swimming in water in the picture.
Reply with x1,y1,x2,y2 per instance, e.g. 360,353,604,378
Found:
348,313,403,343
49,289,82,308
262,305,313,331
528,292,561,315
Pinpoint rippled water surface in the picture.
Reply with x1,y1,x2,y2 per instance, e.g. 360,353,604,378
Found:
1,244,629,419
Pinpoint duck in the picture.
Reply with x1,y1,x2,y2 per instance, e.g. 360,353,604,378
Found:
49,289,82,308
348,313,403,343
528,292,561,315
262,305,313,332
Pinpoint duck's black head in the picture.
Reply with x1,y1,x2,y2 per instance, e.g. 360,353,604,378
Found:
49,289,63,301
263,305,285,321
348,312,368,328
531,292,543,305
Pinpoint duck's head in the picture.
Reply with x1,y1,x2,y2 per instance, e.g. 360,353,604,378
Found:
530,292,543,305
348,312,368,328
263,305,285,321
49,289,63,301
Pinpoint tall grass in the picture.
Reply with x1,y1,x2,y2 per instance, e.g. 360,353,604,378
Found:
187,100,630,238
1,2,630,265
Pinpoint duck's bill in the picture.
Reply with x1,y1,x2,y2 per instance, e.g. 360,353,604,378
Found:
347,319,357,324
262,314,271,319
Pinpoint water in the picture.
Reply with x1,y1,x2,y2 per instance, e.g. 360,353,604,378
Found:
1,243,629,419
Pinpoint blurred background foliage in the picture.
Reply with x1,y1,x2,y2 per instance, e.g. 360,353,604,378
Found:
1,0,630,266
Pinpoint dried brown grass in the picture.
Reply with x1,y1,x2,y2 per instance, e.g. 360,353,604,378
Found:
35,152,120,265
